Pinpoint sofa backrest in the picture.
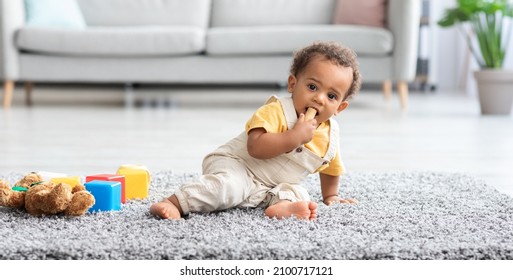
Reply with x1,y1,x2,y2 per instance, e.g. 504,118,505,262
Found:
210,0,336,27
77,0,211,28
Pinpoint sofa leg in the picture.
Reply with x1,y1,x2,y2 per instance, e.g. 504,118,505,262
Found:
382,80,392,100
397,81,408,109
25,81,34,106
124,83,135,107
3,80,15,108
25,82,34,106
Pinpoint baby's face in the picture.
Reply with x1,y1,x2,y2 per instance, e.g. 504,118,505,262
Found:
288,56,353,123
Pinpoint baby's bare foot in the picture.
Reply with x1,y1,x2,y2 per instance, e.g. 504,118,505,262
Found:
150,199,181,219
308,201,317,220
265,201,318,221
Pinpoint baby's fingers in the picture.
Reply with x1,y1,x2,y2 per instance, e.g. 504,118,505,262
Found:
309,119,318,127
341,198,358,204
329,198,358,205
298,113,305,122
347,198,358,204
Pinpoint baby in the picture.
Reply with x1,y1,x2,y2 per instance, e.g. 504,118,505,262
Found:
150,41,361,220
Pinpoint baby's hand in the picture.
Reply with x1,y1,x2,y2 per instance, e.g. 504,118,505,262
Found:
324,196,358,206
293,113,317,144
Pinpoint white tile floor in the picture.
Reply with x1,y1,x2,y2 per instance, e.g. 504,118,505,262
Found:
1,84,512,197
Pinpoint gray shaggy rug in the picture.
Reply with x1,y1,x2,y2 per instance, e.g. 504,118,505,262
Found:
0,171,512,260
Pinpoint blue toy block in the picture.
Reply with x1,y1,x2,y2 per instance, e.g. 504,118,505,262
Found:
84,180,122,212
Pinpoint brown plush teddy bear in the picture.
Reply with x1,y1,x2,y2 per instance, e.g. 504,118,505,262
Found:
0,172,95,216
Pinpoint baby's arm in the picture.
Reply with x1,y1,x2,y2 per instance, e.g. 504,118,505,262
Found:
320,173,358,205
247,113,317,159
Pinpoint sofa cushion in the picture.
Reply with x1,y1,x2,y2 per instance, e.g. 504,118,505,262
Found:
16,26,206,56
207,25,392,56
211,0,335,27
24,0,86,29
333,0,387,28
77,0,211,28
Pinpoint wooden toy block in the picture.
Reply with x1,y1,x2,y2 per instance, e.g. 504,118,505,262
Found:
116,164,150,200
86,174,126,204
84,180,122,212
50,176,81,190
36,171,68,181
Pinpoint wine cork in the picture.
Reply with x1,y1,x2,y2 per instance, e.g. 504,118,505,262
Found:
305,107,317,120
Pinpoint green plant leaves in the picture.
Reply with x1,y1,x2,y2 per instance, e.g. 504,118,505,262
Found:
437,0,513,69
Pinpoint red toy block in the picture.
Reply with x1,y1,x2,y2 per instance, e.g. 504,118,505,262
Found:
86,174,126,204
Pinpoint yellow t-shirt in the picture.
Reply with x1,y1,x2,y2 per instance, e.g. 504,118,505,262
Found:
245,101,345,176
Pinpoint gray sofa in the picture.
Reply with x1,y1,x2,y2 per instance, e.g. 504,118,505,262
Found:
0,0,420,108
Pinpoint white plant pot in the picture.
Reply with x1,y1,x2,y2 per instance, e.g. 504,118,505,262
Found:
474,69,513,115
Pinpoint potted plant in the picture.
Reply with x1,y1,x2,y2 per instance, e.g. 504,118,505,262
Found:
438,0,513,115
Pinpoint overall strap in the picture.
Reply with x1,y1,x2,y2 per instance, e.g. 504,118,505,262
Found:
277,96,299,130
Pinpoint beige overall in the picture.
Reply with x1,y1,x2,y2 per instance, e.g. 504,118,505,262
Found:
174,96,339,215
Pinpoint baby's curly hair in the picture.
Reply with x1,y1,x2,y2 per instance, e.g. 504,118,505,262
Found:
290,41,361,101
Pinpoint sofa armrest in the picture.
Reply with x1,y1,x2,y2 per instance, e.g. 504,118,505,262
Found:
0,0,25,80
387,0,420,82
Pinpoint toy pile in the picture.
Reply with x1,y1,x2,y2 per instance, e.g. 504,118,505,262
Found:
0,164,150,217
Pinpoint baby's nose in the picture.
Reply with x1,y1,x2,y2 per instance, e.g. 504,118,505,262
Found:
313,92,325,104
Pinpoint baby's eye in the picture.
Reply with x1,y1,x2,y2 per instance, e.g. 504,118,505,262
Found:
307,84,317,91
328,93,338,100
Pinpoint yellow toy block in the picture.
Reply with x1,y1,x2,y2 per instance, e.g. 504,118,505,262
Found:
50,176,81,190
116,164,150,200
